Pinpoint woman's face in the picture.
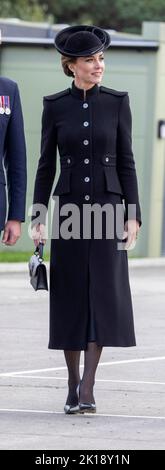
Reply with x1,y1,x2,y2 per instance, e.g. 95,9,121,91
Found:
71,51,105,86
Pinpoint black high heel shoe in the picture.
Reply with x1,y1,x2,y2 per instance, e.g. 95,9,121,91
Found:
64,384,80,414
78,381,96,414
79,402,96,414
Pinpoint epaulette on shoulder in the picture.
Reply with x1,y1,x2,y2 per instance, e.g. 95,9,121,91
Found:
44,88,70,101
100,86,128,97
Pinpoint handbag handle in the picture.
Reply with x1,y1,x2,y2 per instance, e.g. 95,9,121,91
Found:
35,242,44,260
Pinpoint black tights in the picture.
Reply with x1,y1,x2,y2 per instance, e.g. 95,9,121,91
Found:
64,342,102,405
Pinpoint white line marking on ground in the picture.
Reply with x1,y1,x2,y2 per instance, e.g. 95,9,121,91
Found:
1,355,165,377
3,375,165,386
0,408,165,420
0,366,68,377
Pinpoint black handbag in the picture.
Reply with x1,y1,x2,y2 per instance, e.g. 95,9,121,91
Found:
28,242,48,291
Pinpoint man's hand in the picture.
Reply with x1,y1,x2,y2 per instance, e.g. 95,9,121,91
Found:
122,219,140,250
1,220,22,246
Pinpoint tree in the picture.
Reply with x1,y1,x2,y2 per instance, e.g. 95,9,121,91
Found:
0,0,46,21
1,0,165,33
115,0,165,33
38,0,165,33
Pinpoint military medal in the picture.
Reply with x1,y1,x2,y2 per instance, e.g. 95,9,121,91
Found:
0,96,5,114
4,95,11,115
5,107,11,115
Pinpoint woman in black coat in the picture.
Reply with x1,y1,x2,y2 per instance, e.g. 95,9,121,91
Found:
32,25,142,414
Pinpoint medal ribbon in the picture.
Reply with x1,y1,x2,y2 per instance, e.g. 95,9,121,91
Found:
4,95,10,109
1,96,5,109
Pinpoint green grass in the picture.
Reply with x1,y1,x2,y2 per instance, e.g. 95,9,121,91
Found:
0,251,50,262
0,251,142,262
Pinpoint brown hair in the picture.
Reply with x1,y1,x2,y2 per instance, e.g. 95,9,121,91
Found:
61,55,77,77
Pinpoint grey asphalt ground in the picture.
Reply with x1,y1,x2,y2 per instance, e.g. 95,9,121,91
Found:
0,259,165,450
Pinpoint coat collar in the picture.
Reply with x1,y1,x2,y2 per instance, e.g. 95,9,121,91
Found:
70,80,99,100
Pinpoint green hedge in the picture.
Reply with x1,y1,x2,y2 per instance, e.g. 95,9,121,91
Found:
0,252,50,262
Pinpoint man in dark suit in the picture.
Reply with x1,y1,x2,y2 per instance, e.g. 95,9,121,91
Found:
0,77,27,245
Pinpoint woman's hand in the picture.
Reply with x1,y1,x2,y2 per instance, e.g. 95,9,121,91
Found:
122,219,140,250
31,223,47,247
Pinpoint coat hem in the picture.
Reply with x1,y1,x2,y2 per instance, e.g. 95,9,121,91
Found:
48,341,136,351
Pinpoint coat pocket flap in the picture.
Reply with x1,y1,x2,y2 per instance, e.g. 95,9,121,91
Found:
52,169,71,195
60,155,75,168
101,154,117,166
104,167,123,195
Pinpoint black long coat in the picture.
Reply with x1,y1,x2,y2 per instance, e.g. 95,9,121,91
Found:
33,80,142,351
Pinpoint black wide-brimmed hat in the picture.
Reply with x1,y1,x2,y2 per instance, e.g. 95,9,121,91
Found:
54,25,111,57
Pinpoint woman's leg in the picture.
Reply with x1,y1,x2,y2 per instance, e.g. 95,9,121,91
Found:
80,342,102,403
64,350,81,405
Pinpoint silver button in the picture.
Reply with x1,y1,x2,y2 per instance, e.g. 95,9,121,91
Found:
83,139,89,146
84,177,90,182
85,194,90,201
84,158,89,164
105,156,109,162
83,103,88,109
67,158,71,164
83,121,89,127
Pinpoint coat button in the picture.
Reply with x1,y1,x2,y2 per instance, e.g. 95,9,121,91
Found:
85,194,90,201
84,177,90,182
84,158,89,164
83,103,88,109
83,121,89,127
67,158,71,164
83,139,89,145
